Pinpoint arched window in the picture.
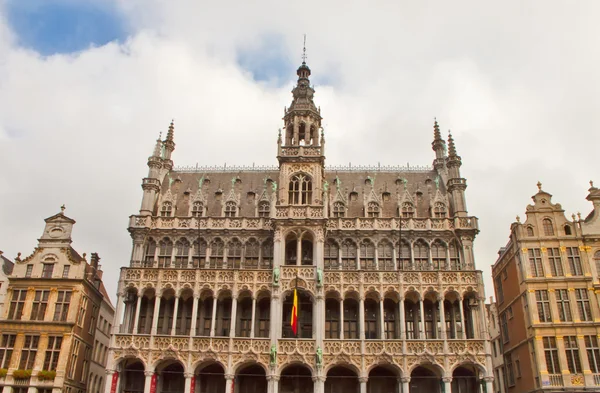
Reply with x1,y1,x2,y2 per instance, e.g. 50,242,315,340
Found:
261,239,273,269
433,202,447,218
258,201,270,218
298,123,307,144
332,202,345,218
449,240,461,270
413,240,429,270
360,240,376,270
224,202,237,217
210,239,224,268
564,225,572,235
383,298,398,339
192,239,207,268
191,201,203,217
158,238,173,267
144,239,156,267
341,240,357,270
543,218,554,236
344,298,359,339
289,174,312,205
364,298,379,339
377,241,393,270
324,240,339,269
397,240,411,270
367,202,380,218
325,298,340,339
228,239,242,269
244,239,259,269
161,201,173,217
174,239,190,268
431,240,447,270
401,202,415,218
526,226,534,237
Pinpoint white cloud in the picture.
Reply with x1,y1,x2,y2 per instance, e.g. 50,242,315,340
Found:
0,0,599,301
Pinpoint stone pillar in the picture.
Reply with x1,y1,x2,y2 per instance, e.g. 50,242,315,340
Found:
340,298,344,340
144,371,154,393
458,298,466,339
113,293,125,334
419,299,426,339
297,237,302,266
442,376,452,393
313,375,326,393
484,376,494,393
359,297,365,340
401,376,410,393
103,369,116,393
356,244,361,270
316,292,325,345
190,295,199,337
230,295,238,338
380,299,385,339
359,376,368,393
267,375,280,393
171,296,180,335
225,374,234,393
151,295,161,335
210,297,218,337
132,295,143,334
184,372,193,393
374,246,379,270
478,297,488,340
439,296,447,340
250,296,257,338
399,297,406,340
392,245,398,270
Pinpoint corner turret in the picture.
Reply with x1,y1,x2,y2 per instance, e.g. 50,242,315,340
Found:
446,131,468,217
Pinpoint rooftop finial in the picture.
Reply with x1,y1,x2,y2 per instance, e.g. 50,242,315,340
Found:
433,117,441,141
302,34,307,64
166,119,175,142
537,181,542,191
447,131,457,157
60,204,66,213
591,180,595,188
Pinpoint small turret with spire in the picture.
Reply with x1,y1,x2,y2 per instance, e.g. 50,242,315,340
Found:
445,131,468,217
431,118,447,170
163,119,176,161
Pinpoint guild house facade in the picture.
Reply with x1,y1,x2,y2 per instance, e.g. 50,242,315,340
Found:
105,57,492,393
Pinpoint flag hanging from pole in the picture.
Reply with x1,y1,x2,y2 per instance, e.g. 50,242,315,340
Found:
291,288,298,336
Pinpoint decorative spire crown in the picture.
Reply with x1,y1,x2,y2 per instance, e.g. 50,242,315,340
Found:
166,119,175,142
447,131,457,157
433,118,442,141
153,132,163,157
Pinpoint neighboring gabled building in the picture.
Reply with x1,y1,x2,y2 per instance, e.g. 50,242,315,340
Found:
487,299,506,393
492,182,600,393
0,251,14,318
0,209,114,393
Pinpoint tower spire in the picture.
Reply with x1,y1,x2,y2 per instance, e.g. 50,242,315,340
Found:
448,130,457,157
153,132,162,157
431,118,446,169
163,119,176,161
302,34,307,64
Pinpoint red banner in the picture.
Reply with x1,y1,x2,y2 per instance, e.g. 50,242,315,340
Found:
190,375,195,393
231,379,235,393
150,373,157,393
110,371,118,393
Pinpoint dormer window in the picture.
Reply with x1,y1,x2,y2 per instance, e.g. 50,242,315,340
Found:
191,202,204,217
564,225,572,236
160,201,173,217
401,202,415,218
332,202,345,218
543,218,554,236
433,202,447,218
367,202,380,218
289,174,312,205
42,263,54,278
526,226,534,237
225,201,237,217
258,201,270,218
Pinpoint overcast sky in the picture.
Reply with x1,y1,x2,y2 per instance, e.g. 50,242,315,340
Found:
1,0,598,303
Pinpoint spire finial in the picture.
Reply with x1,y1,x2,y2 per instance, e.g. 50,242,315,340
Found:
302,34,307,64
166,119,175,142
447,131,457,157
153,132,162,157
433,117,441,141
591,180,595,188
60,204,66,214
537,181,542,191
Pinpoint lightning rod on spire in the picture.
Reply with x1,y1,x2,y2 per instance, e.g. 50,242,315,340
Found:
302,34,307,64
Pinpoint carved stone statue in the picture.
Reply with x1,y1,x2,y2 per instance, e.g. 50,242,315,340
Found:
316,346,323,367
270,344,277,366
272,181,278,194
316,268,323,287
273,267,280,286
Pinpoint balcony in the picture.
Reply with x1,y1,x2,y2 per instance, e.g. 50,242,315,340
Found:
113,334,270,355
276,206,324,219
325,217,479,232
129,216,273,231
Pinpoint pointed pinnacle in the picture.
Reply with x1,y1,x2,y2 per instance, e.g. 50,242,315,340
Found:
447,131,457,157
433,118,441,141
153,132,162,156
166,119,175,142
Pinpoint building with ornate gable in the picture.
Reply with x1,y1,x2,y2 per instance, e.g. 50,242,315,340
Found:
0,210,114,393
492,182,600,392
106,57,492,393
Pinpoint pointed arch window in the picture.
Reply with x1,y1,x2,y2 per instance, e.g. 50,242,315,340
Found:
398,240,411,270
377,241,393,270
413,240,429,270
367,202,380,218
341,240,357,270
364,299,380,339
191,201,204,217
360,240,376,270
158,238,173,268
209,239,224,268
192,239,207,268
433,202,447,218
244,239,260,269
289,174,312,205
144,239,157,267
324,240,340,269
261,239,273,269
298,123,307,144
258,201,270,218
401,202,415,218
224,201,237,217
332,202,345,218
449,240,461,270
325,298,340,339
431,240,447,270
161,201,173,217
543,218,554,236
526,226,534,237
228,239,242,269
174,239,190,268
344,298,359,339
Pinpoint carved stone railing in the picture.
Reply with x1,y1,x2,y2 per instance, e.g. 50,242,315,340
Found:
122,269,272,291
323,271,482,288
275,206,324,219
323,339,361,355
279,146,323,157
129,216,273,231
280,266,316,281
323,339,485,356
326,217,478,231
278,339,315,355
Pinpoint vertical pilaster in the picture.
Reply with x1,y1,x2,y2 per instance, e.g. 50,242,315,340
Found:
151,295,161,335
458,298,466,339
210,297,218,337
419,299,426,339
230,295,238,338
439,296,447,340
399,297,406,340
250,296,257,338
190,295,199,337
171,296,180,335
132,295,142,334
340,298,344,339
113,293,125,335
379,299,385,339
359,297,365,340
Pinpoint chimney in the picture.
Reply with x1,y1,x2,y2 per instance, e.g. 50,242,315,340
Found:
90,253,100,270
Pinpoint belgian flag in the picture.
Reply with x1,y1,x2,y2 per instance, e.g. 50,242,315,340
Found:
291,288,298,336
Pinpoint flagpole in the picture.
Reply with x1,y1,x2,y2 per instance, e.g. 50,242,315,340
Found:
295,267,299,339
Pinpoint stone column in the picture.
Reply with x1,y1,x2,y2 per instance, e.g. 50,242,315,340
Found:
225,374,234,393
339,298,344,339
478,297,488,340
392,245,398,270
439,296,447,340
359,376,368,393
297,237,302,266
483,376,494,393
171,296,180,336
442,376,452,393
103,370,116,393
190,295,199,337
210,297,218,337
132,295,143,334
316,292,325,345
359,297,365,340
380,299,385,339
401,376,410,393
313,375,326,393
374,246,379,270
250,296,257,338
144,371,154,393
267,375,280,393
399,297,406,340
151,295,161,335
184,372,193,393
458,298,466,339
230,295,238,338
419,299,426,339
356,244,361,270
113,293,125,334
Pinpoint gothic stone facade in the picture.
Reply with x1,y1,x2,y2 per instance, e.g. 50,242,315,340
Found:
106,60,492,393
492,183,600,393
